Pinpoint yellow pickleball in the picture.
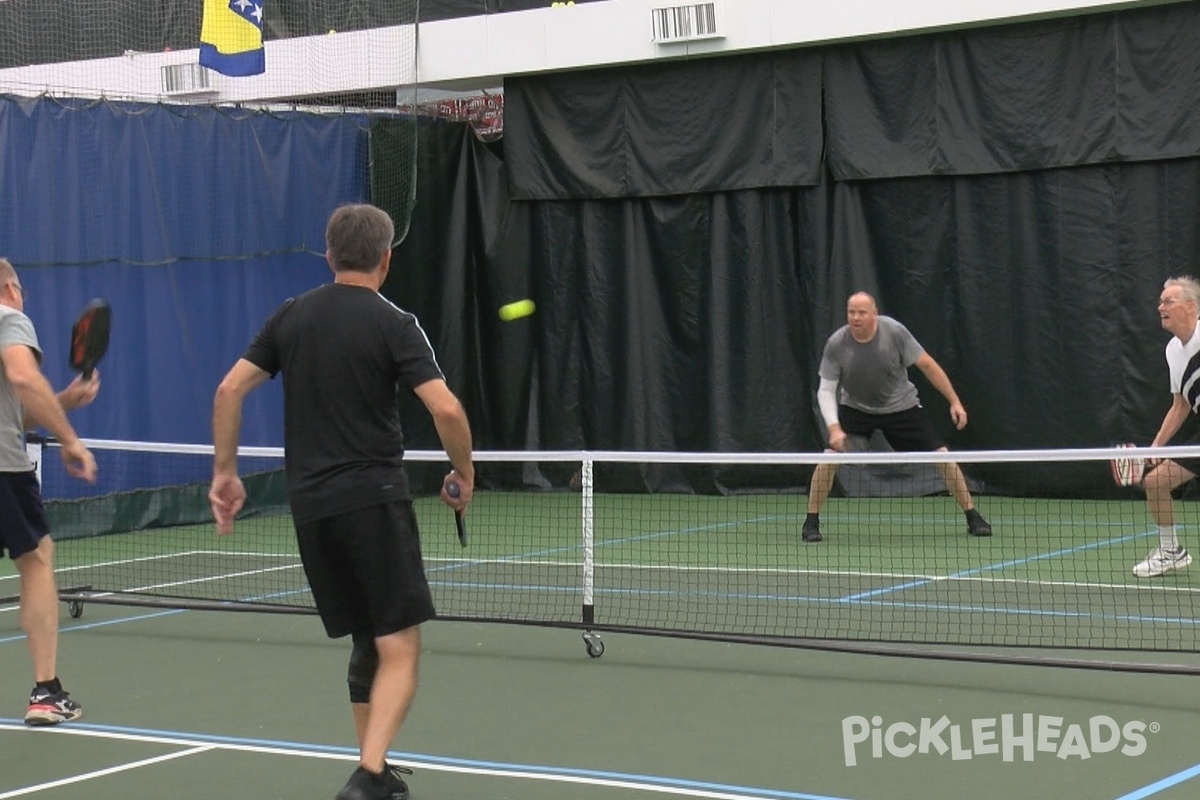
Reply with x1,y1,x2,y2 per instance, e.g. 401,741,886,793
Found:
498,299,536,321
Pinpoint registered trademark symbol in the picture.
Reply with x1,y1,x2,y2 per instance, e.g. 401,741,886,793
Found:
1149,722,1161,734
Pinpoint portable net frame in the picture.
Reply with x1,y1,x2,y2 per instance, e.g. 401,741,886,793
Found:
22,438,1200,673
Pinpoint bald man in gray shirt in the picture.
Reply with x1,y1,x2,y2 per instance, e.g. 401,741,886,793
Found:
802,292,991,542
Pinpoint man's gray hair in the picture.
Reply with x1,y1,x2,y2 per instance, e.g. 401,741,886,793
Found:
325,204,394,273
1164,276,1200,307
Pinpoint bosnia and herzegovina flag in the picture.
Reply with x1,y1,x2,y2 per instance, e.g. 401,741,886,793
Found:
199,0,265,77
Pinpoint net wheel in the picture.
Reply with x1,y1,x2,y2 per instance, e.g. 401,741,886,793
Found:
582,631,604,658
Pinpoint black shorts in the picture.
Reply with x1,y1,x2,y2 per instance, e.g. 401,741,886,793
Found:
295,501,435,639
1166,428,1200,476
838,404,946,452
0,471,50,560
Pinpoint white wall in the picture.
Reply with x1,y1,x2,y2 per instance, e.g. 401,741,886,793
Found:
0,0,1182,104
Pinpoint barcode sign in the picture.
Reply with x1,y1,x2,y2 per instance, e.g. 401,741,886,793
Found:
651,2,722,43
161,63,213,95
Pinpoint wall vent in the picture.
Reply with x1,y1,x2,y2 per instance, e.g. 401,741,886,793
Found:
161,62,216,96
651,2,724,44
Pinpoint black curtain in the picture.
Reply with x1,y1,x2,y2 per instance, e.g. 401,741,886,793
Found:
507,3,1200,193
373,2,1200,496
504,49,824,198
378,122,1200,494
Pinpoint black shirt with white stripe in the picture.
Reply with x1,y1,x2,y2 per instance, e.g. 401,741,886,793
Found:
243,283,445,524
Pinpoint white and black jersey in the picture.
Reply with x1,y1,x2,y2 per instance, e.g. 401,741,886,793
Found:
1166,325,1200,414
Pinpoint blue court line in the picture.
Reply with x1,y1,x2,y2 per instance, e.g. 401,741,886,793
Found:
0,719,854,800
0,607,185,644
1114,763,1200,799
955,530,1157,577
784,512,1137,530
841,529,1155,602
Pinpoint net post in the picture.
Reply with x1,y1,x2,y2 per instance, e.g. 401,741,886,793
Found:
26,433,42,485
580,456,594,623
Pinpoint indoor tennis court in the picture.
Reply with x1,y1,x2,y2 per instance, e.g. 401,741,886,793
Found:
4,593,1200,800
8,442,1200,798
2,2,1200,798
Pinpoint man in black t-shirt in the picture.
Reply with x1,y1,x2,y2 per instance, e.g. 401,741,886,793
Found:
209,204,473,800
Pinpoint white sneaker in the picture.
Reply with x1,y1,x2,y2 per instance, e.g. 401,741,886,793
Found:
1132,546,1193,578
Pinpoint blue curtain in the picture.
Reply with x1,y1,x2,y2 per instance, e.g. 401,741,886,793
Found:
0,97,370,455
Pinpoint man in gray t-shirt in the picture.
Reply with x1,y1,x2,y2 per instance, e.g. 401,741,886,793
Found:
802,292,991,542
0,258,99,726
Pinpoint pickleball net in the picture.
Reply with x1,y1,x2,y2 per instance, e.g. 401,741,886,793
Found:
26,439,1200,669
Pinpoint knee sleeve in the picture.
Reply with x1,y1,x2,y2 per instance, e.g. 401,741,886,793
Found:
347,633,378,704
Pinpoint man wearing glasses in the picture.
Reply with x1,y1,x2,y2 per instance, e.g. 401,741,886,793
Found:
1133,276,1200,578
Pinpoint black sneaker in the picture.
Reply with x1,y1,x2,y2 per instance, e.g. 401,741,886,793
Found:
801,516,822,543
24,686,82,726
335,764,412,800
965,509,992,537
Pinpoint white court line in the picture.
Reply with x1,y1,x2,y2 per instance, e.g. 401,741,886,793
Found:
52,552,215,572
0,723,804,800
0,744,212,797
53,551,298,574
98,563,303,596
432,557,1200,595
44,551,1193,595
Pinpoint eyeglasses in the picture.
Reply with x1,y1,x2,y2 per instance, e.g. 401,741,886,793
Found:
1160,297,1189,307
7,282,23,299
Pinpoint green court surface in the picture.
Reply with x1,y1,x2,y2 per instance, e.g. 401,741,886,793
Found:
4,489,1200,798
2,609,1200,800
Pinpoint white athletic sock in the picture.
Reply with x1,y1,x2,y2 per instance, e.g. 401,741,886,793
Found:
1158,524,1180,552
